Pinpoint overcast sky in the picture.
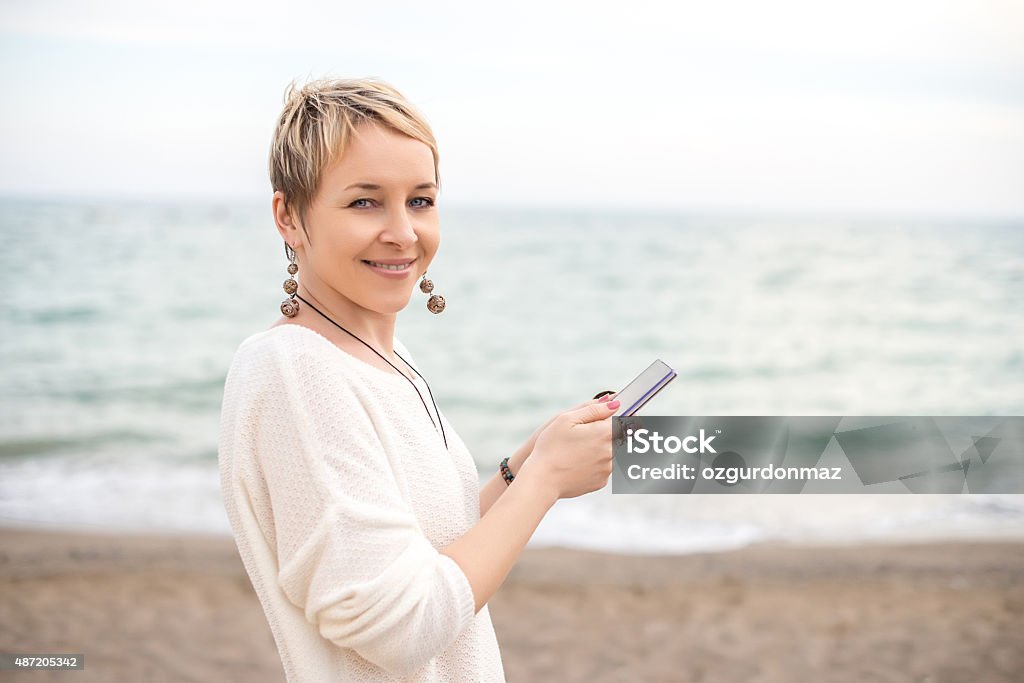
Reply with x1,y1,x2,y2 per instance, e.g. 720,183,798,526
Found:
1,0,1022,219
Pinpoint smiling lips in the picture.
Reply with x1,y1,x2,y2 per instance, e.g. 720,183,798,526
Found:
362,258,415,278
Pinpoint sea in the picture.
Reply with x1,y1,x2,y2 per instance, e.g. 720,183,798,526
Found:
1,197,1023,554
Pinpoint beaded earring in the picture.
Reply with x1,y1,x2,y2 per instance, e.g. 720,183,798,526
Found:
280,244,300,318
419,272,446,314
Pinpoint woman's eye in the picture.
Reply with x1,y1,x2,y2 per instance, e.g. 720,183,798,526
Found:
349,197,434,209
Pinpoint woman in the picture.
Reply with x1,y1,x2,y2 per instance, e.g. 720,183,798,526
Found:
218,77,619,682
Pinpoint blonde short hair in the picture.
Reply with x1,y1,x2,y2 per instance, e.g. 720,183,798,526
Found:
269,77,440,251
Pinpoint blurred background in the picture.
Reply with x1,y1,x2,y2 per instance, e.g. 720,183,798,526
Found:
2,0,1023,559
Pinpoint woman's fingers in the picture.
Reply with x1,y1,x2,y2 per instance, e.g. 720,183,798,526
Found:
567,398,620,425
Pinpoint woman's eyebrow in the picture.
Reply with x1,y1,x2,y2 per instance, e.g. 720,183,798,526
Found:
344,182,437,191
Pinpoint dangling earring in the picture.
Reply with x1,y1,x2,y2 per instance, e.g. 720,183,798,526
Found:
280,244,300,317
419,272,446,314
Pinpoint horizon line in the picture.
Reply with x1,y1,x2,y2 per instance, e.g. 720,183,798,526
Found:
0,189,1021,226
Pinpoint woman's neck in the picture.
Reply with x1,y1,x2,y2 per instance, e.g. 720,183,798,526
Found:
297,287,397,357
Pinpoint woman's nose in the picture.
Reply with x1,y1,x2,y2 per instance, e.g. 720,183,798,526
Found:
382,208,419,245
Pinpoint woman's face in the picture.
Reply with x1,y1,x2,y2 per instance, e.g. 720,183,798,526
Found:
293,121,440,316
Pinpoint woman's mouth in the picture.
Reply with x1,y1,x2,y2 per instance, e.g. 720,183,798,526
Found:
362,259,415,278
363,260,413,271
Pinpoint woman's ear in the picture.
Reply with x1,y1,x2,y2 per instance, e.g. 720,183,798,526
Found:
272,191,302,248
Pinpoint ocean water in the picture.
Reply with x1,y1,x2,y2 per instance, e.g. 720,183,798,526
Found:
1,198,1023,552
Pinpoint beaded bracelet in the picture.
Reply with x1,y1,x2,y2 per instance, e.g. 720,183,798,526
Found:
499,456,515,485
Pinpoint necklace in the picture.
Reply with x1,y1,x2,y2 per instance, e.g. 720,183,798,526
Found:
293,294,449,450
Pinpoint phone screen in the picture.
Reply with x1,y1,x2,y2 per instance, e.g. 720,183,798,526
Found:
612,359,677,417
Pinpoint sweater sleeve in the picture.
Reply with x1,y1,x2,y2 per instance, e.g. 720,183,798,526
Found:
246,338,477,678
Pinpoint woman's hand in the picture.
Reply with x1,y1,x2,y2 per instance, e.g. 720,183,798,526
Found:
517,399,620,500
512,393,617,471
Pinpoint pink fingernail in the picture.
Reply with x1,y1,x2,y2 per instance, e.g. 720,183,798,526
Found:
606,400,620,410
598,395,610,403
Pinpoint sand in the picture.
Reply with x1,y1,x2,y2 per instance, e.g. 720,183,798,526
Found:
1,528,1022,682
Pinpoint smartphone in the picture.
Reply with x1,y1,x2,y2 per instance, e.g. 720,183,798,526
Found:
611,359,677,416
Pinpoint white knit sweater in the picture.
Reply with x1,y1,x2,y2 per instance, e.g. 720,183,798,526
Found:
218,324,506,682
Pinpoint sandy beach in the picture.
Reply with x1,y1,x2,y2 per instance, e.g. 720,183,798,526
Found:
1,528,1022,682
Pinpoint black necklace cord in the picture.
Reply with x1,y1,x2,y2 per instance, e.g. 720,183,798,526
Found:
293,294,449,450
